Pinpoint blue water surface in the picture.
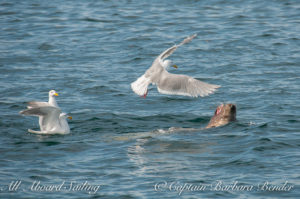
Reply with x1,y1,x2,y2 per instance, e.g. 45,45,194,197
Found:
0,0,299,198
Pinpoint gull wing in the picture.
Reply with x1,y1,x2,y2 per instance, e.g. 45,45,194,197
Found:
157,71,220,97
158,34,197,61
20,106,60,116
20,106,62,131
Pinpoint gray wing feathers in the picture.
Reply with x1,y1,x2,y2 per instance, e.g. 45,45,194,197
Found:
19,106,60,117
159,45,179,61
157,73,220,97
20,106,62,133
178,34,197,46
159,34,197,60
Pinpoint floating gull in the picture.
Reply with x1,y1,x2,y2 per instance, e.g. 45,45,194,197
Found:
131,34,220,98
20,90,71,134
20,107,71,134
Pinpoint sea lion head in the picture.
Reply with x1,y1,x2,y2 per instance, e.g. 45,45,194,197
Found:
206,104,236,128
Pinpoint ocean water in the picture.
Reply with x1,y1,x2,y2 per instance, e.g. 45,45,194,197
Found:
0,0,299,198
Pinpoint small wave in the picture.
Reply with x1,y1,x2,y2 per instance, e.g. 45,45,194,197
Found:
80,85,119,94
0,11,16,16
253,140,294,152
38,43,54,51
82,17,114,23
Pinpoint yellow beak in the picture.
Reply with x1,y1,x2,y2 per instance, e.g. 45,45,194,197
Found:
67,116,72,120
54,93,59,96
172,65,178,69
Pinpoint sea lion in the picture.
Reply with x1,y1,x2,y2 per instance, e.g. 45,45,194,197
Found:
113,103,237,141
205,104,236,128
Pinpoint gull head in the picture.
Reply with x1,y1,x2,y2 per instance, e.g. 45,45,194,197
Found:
162,60,178,70
59,113,72,120
49,90,59,97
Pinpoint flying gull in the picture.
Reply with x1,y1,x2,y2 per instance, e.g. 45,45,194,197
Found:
131,34,220,98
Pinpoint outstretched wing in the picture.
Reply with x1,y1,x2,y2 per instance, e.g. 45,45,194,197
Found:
20,106,61,131
20,106,60,116
158,34,197,61
157,71,220,97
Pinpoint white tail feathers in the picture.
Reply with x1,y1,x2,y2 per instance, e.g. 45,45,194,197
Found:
28,129,42,134
131,75,151,96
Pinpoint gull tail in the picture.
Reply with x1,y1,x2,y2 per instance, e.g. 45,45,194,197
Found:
131,75,151,97
28,129,43,134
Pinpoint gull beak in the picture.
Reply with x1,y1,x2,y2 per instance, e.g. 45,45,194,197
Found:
67,116,72,120
54,93,59,96
172,65,178,69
